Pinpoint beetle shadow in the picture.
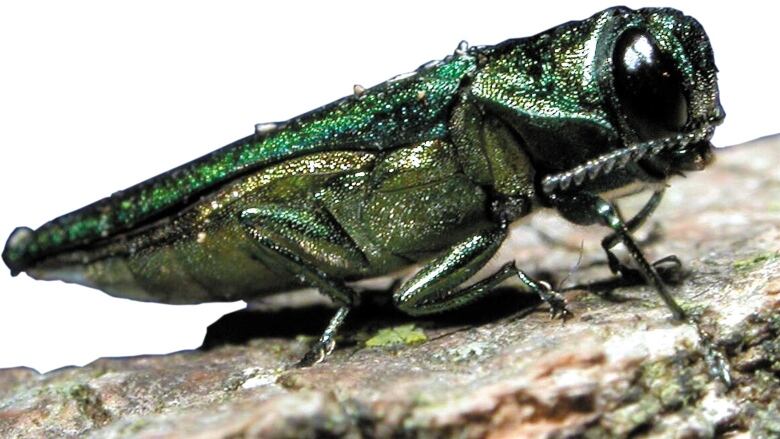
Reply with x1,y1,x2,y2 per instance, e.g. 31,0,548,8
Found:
200,287,542,351
199,261,685,351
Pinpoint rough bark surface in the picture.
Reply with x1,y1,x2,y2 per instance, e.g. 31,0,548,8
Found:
1,136,779,438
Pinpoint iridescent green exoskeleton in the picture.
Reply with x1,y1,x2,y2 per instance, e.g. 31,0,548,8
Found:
3,7,724,367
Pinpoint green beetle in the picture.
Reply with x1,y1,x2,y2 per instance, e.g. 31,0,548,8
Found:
3,6,723,366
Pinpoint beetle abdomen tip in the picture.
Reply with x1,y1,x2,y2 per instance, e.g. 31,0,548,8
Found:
3,226,34,276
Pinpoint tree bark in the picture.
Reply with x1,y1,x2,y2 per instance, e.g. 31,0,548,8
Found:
1,135,779,438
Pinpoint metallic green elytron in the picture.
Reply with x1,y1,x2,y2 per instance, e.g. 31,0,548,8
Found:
3,7,724,366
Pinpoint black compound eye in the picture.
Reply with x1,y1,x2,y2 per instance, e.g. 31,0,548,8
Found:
613,29,688,138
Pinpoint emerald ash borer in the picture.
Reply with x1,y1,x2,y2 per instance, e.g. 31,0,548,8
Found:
3,7,725,367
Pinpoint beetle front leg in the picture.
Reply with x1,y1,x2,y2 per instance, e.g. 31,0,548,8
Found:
594,197,687,320
600,189,684,284
393,226,570,319
554,192,732,385
240,205,368,367
601,189,665,274
554,192,686,320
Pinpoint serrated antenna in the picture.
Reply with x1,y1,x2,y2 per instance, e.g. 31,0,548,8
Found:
541,126,713,195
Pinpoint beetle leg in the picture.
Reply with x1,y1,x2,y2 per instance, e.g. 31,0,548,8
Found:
601,189,663,272
600,189,685,285
239,206,368,366
393,226,570,319
554,192,731,385
591,197,687,320
552,191,685,319
297,306,350,367
595,197,732,386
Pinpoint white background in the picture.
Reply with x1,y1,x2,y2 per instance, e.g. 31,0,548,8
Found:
1,1,777,372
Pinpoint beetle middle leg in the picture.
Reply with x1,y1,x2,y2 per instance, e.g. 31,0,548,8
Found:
393,225,570,319
239,204,369,367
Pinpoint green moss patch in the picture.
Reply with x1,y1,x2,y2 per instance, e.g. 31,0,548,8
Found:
365,324,427,348
733,251,780,272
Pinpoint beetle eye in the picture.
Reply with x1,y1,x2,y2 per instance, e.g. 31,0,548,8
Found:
613,29,688,138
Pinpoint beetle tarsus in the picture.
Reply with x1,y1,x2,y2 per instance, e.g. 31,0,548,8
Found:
609,254,686,286
297,306,350,368
297,346,326,368
690,315,733,389
534,280,572,320
704,342,733,389
514,272,572,320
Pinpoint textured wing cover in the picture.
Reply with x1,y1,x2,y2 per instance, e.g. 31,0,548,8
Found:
23,56,476,263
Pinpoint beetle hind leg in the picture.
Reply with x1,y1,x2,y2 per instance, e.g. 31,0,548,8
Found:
297,306,350,367
239,205,369,366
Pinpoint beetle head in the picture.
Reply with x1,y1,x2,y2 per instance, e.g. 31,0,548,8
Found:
607,8,723,180
541,7,724,195
470,7,724,197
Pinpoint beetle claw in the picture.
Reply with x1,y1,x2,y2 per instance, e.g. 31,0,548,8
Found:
537,281,572,321
296,337,337,368
548,296,573,321
296,348,325,368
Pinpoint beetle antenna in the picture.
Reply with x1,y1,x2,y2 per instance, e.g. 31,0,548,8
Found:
557,240,584,291
541,124,714,195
